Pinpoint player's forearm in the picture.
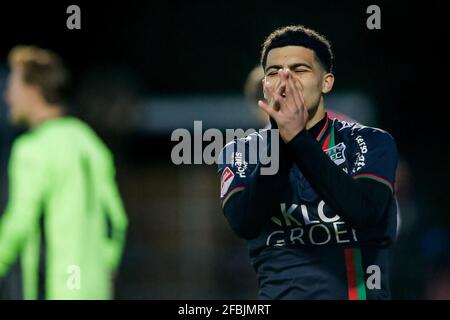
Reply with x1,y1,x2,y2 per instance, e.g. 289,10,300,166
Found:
0,207,35,276
105,236,126,270
103,185,128,269
223,133,291,240
287,130,392,229
223,166,288,239
106,191,129,238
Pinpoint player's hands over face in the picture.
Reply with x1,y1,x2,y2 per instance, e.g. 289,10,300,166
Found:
259,69,308,143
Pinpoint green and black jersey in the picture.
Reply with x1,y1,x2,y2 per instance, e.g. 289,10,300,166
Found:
218,113,398,299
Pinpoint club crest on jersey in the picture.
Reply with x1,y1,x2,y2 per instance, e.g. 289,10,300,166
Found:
220,167,235,198
325,142,347,166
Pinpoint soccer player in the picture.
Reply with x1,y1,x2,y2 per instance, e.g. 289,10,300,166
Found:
218,26,398,299
0,46,128,299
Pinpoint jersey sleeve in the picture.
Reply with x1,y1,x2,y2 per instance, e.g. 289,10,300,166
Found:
217,135,260,208
349,127,398,193
99,148,128,272
0,138,47,277
217,130,288,239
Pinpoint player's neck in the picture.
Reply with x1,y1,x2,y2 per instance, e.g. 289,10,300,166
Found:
29,104,64,129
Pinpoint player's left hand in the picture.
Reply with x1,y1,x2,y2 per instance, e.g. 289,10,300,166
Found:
258,69,308,143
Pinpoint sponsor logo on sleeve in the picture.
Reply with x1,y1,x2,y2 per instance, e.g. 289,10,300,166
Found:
352,135,368,173
232,152,248,178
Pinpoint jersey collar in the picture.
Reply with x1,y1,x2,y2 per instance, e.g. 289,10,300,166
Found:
308,112,330,142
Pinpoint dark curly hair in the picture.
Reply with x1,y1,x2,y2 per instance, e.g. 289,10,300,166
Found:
261,25,334,73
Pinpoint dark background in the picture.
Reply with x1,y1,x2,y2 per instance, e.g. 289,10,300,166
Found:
0,0,449,299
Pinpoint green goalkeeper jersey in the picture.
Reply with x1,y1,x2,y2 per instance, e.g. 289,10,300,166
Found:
0,117,128,299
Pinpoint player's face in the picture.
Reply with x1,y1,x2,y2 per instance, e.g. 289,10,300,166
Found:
4,66,33,125
263,45,334,113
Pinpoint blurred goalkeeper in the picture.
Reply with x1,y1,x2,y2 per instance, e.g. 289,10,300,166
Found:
0,46,128,299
